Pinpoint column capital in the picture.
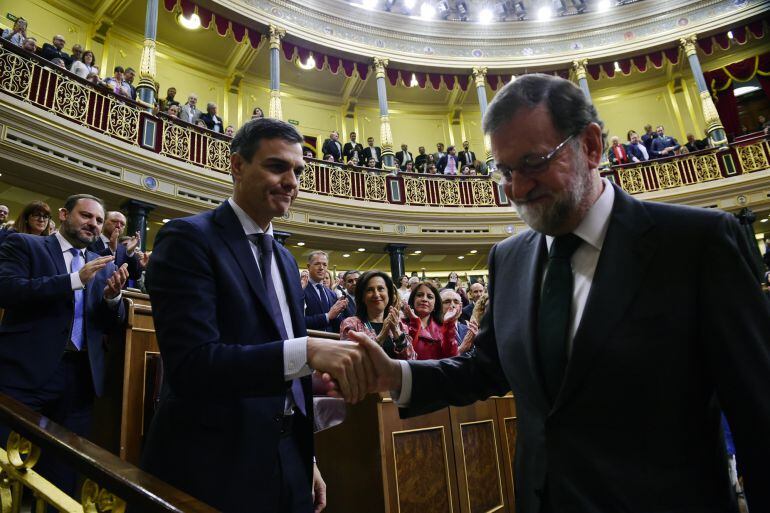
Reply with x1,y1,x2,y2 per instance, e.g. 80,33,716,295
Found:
472,66,487,88
269,25,286,49
373,57,389,78
572,59,588,81
679,34,698,57
138,38,157,84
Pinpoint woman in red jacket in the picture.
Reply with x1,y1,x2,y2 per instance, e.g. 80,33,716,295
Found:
406,281,459,360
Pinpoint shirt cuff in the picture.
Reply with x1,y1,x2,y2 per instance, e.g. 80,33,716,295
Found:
70,272,84,290
105,292,122,307
391,360,413,407
284,336,311,380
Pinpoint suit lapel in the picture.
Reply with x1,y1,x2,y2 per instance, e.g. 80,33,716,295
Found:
274,244,305,335
554,186,657,411
45,234,67,275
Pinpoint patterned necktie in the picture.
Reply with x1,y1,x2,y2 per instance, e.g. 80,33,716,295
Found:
537,234,583,404
247,234,305,415
69,248,85,350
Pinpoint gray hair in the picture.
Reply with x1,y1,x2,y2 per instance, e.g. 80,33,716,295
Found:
342,270,360,280
307,250,328,264
482,73,605,150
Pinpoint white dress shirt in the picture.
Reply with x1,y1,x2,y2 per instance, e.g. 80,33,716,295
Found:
227,198,310,380
394,179,616,406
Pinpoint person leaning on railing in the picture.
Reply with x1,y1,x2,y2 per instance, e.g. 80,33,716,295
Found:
340,270,416,360
1,17,27,46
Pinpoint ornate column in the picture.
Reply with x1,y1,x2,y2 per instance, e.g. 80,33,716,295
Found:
572,59,591,103
268,25,286,120
472,67,494,167
680,35,727,147
136,0,159,109
121,199,155,252
384,244,407,282
374,57,396,171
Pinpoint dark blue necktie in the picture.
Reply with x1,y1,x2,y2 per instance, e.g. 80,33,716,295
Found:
537,233,582,404
316,283,329,311
247,233,305,415
69,248,85,350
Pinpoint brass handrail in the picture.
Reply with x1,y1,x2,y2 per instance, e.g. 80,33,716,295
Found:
0,393,218,513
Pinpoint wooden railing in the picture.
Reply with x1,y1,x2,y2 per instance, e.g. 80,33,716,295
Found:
0,393,218,513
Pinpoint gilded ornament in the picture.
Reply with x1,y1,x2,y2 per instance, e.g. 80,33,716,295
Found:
0,49,32,97
365,173,386,201
269,90,283,120
678,34,698,57
572,59,588,81
54,80,89,122
472,180,495,206
373,57,389,79
0,474,11,513
299,162,317,191
438,179,460,205
107,103,139,142
736,143,769,173
329,166,351,197
472,67,487,89
161,123,190,159
655,162,683,189
81,479,126,513
269,25,286,50
206,138,231,172
138,39,157,82
5,432,39,470
691,154,721,182
405,178,427,205
618,167,645,194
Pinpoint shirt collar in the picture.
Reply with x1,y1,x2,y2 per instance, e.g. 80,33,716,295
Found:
227,197,274,237
546,178,615,252
55,231,82,256
100,234,110,245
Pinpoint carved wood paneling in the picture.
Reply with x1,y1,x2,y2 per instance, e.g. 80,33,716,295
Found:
460,420,503,513
393,427,453,513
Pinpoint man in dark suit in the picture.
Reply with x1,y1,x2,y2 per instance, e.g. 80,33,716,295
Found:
414,146,429,171
342,132,364,164
640,123,656,153
458,141,476,167
198,102,224,133
141,119,373,513
362,137,382,168
437,145,460,174
0,193,127,493
321,131,343,162
396,144,413,171
39,34,71,67
339,270,359,322
355,74,770,513
303,251,348,333
88,211,143,285
650,125,680,158
461,281,484,322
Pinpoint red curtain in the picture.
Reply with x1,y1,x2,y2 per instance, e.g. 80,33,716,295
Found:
715,87,740,137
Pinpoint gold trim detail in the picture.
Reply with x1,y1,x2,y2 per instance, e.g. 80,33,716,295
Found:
373,57,389,79
329,166,352,196
364,172,387,201
655,162,683,189
679,34,698,58
5,433,39,470
138,38,157,84
107,103,139,142
736,143,769,173
207,138,231,172
81,479,126,513
472,66,487,89
161,122,191,159
618,166,645,194
405,177,427,204
699,91,726,146
691,152,721,182
439,179,460,205
0,49,32,97
572,59,588,82
472,180,495,206
269,25,286,50
269,89,283,120
54,80,89,122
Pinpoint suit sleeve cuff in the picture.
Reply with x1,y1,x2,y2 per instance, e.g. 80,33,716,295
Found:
391,360,413,407
105,292,122,307
70,272,84,290
284,336,311,380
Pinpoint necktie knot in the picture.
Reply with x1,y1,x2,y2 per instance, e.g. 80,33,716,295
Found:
247,233,274,256
550,233,582,260
69,248,84,270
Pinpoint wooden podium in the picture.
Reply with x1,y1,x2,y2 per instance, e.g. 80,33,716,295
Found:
93,292,518,513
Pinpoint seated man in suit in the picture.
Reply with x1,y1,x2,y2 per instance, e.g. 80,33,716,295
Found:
437,145,460,174
353,73,770,513
321,131,343,162
650,125,680,158
39,34,71,67
626,130,649,162
606,136,630,165
199,102,224,133
88,211,143,286
362,137,382,168
343,132,364,163
141,119,374,513
304,251,348,333
458,141,476,167
0,193,128,494
396,144,413,171
461,281,484,322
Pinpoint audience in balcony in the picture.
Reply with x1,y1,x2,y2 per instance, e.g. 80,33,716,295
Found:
684,133,709,153
458,141,476,168
362,136,382,168
414,146,428,170
461,165,476,176
105,66,131,98
438,145,460,175
225,125,235,137
434,142,446,163
124,67,137,100
0,200,53,246
195,119,206,128
607,136,631,166
40,34,71,67
343,131,364,163
641,123,657,152
166,104,180,118
179,94,201,124
51,57,66,68
650,125,680,158
70,44,82,64
626,131,649,162
1,17,27,46
417,153,435,173
21,36,37,53
198,102,224,134
159,87,179,112
321,131,343,162
397,143,413,170
405,281,458,360
757,115,769,132
70,49,98,79
426,163,438,174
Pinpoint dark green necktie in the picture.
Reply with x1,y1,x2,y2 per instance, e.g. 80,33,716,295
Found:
538,233,583,404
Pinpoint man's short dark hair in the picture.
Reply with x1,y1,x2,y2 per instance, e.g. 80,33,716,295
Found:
343,270,360,281
482,73,605,150
63,194,105,213
231,118,304,163
125,67,135,73
114,65,124,73
447,145,455,152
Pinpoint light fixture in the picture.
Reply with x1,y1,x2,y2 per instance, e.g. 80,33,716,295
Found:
404,0,417,9
760,218,768,223
513,1,527,19
479,8,493,23
357,247,366,252
410,73,419,87
177,12,201,30
596,0,611,11
420,2,436,19
458,255,465,259
733,85,760,97
727,30,734,39
162,218,170,223
342,253,351,258
553,0,567,16
613,61,621,72
297,241,305,246
470,249,478,254
297,54,316,70
511,74,517,82
537,6,553,20
414,250,422,254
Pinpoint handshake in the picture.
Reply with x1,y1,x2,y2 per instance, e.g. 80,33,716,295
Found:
307,332,402,403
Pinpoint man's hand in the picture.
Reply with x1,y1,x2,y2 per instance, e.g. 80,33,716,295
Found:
103,263,129,299
312,463,327,513
300,270,309,289
78,255,115,284
458,319,478,354
327,298,348,320
125,231,141,254
307,337,374,403
138,250,151,269
346,331,403,393
443,306,459,324
108,227,119,253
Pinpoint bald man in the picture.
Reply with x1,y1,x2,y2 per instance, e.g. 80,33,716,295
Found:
87,211,143,283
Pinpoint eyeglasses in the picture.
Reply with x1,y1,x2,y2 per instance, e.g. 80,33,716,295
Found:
497,132,578,180
30,213,51,221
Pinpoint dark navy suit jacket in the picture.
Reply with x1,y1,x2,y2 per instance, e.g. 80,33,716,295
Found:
0,233,125,397
303,282,340,333
141,202,313,512
400,185,770,513
88,237,142,282
626,142,648,162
